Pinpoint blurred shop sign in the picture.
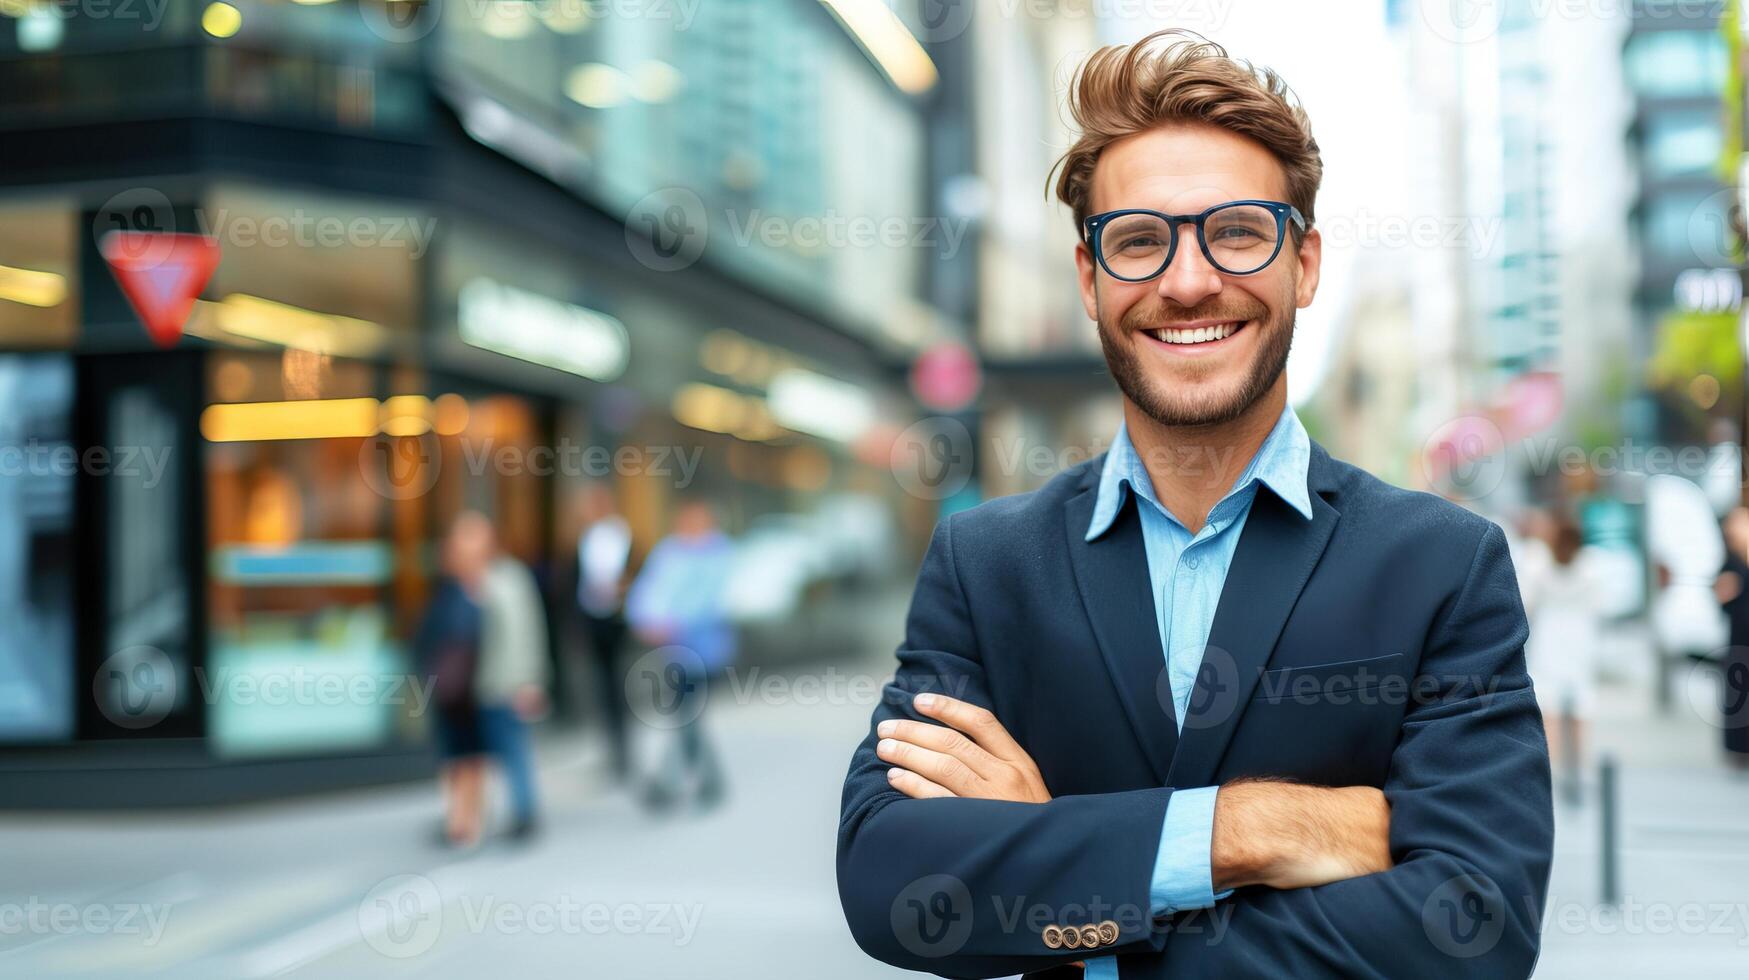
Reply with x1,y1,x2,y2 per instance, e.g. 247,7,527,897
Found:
769,368,875,442
1674,267,1742,313
458,277,629,382
99,232,220,348
910,342,981,412
212,542,394,586
1498,370,1563,440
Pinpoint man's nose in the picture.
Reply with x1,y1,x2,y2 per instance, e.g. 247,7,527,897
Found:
1154,222,1223,307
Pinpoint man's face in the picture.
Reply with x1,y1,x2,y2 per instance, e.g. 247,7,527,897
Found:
1075,122,1322,427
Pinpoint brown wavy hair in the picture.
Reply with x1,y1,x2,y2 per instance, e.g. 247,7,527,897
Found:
1051,29,1322,238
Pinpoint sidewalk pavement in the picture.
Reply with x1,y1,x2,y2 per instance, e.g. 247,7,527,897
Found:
1532,660,1749,978
3,603,1744,978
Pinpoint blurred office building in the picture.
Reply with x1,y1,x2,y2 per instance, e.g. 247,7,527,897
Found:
1627,0,1739,451
966,4,1119,501
1313,0,1639,504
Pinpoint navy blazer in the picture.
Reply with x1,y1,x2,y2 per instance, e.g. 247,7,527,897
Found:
837,441,1553,979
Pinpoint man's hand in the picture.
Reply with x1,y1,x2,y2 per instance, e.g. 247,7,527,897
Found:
876,693,1052,803
1210,779,1393,891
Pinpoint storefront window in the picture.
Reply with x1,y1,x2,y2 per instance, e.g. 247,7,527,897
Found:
0,198,77,349
204,352,417,757
0,354,74,741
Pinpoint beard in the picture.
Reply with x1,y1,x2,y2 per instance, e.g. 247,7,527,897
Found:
1096,296,1294,428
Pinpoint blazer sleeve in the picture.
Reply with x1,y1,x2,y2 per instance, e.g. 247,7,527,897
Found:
836,514,1180,978
1137,521,1554,979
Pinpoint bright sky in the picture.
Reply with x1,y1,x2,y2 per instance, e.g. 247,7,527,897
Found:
1105,0,1411,405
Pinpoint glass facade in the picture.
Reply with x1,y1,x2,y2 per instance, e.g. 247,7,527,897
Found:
436,0,926,340
1643,109,1726,178
1624,29,1728,98
0,0,936,769
204,354,407,757
0,354,74,741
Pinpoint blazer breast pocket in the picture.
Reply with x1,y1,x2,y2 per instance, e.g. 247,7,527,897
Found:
1231,653,1408,786
1250,652,1406,704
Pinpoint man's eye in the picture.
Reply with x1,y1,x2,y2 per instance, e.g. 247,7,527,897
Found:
1115,235,1164,250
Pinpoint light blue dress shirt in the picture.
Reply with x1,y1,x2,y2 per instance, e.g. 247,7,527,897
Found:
1082,404,1312,980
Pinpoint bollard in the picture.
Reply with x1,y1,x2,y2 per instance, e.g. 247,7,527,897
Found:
1599,753,1619,906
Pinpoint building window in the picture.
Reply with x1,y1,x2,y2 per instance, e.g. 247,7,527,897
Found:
1643,111,1724,178
1624,31,1727,99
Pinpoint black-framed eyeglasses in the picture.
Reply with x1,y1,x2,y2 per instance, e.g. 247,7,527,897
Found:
1082,199,1307,281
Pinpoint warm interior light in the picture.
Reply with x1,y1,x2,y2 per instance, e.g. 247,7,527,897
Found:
565,64,628,108
631,60,683,103
818,0,938,95
201,398,381,443
768,368,875,442
202,1,242,38
211,293,389,357
480,2,537,39
432,393,470,436
0,263,67,308
672,382,748,435
379,395,433,437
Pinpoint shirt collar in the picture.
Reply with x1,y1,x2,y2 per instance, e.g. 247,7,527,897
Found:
1085,402,1314,542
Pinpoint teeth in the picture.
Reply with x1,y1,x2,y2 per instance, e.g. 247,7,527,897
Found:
1149,321,1243,345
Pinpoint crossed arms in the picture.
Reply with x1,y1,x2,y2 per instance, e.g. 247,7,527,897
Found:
835,518,1554,979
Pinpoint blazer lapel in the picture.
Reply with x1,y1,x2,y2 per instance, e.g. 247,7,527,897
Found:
1064,471,1179,785
1165,444,1342,789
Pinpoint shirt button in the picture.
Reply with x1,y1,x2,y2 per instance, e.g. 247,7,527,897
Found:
1185,556,1201,570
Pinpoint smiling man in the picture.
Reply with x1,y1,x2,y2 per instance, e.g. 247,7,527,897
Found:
836,30,1553,980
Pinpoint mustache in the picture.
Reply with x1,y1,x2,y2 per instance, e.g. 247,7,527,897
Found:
1119,303,1267,331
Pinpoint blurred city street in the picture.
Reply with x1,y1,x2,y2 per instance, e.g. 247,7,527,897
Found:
0,601,917,980
1540,667,1749,976
6,0,1749,976
4,618,1748,978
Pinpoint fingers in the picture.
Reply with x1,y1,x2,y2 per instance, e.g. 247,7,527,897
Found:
886,767,954,799
877,718,1001,778
877,737,983,795
913,693,1030,763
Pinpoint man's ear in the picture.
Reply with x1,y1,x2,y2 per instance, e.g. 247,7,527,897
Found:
1075,240,1100,322
1294,226,1322,309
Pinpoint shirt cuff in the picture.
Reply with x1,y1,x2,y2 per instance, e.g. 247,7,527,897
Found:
1150,785,1229,915
1083,955,1119,980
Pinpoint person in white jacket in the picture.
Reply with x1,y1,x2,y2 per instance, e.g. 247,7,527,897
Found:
1525,515,1601,770
477,542,551,841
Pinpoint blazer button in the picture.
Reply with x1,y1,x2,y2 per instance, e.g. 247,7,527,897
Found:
1041,924,1064,949
1097,919,1120,945
1061,924,1084,949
